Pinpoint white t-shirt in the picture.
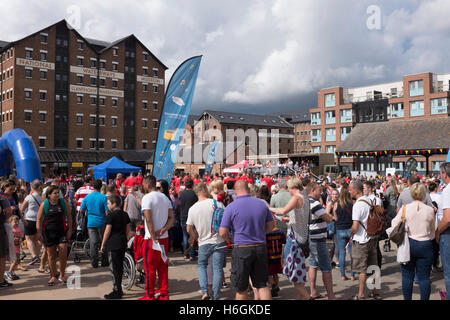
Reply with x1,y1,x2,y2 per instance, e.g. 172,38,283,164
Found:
24,192,43,221
352,195,372,244
186,199,225,246
442,184,450,211
367,194,382,206
142,191,172,240
430,193,443,226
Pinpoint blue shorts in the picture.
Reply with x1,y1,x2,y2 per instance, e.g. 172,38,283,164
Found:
309,238,332,272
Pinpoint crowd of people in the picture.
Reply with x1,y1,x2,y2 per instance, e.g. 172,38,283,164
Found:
0,161,449,301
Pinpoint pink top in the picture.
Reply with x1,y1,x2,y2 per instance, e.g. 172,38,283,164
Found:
12,227,23,254
392,201,435,241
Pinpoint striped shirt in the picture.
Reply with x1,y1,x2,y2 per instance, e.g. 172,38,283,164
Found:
308,196,328,240
74,185,95,211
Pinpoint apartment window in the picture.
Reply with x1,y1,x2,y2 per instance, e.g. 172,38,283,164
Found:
56,74,61,81
99,97,105,106
312,146,321,154
112,98,118,107
77,95,83,104
410,100,424,117
325,110,336,124
153,102,158,111
77,57,84,66
113,48,118,56
153,69,158,77
153,119,158,129
76,114,83,124
430,98,448,115
39,112,46,122
78,41,84,50
112,62,118,71
76,139,83,149
143,53,148,61
340,126,352,141
25,89,32,99
39,91,47,101
62,95,67,102
143,67,148,75
153,85,158,93
409,80,424,97
26,49,32,59
111,117,118,126
56,55,61,62
112,80,118,88
40,70,47,80
40,52,47,61
90,77,96,86
325,93,335,107
340,109,353,123
311,112,321,125
143,83,148,92
143,101,148,109
390,87,398,98
90,116,96,125
387,103,404,119
99,116,105,126
100,78,105,87
90,140,96,149
39,137,46,148
41,34,47,44
142,141,148,149
24,111,32,122
100,61,106,69
90,96,97,105
25,68,32,78
77,75,83,84
90,59,97,68
142,119,148,128
111,140,117,149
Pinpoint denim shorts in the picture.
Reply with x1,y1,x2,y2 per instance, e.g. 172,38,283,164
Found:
309,238,332,272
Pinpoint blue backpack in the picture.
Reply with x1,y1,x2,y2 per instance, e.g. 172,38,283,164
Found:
210,199,224,234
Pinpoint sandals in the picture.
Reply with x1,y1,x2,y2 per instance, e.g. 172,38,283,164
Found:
369,292,382,300
201,294,211,300
353,295,365,300
58,276,68,284
48,277,57,286
38,269,50,274
309,294,325,300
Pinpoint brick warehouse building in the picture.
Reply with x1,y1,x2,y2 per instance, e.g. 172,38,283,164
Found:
0,19,166,175
310,72,450,173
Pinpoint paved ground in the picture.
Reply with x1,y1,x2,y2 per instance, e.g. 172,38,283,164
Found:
0,241,446,300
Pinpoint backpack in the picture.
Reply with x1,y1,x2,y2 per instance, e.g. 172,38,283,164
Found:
211,199,225,234
358,198,387,236
43,198,68,232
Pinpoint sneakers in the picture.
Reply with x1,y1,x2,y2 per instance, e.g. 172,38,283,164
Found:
104,290,123,300
158,295,169,300
4,272,19,281
222,281,228,289
0,280,13,288
27,256,40,266
20,250,26,261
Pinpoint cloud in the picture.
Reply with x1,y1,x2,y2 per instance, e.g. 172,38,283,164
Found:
1,0,449,113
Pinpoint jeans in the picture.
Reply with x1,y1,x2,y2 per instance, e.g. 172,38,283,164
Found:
181,217,195,258
440,230,450,300
400,238,434,300
108,249,125,293
336,229,354,278
309,239,332,272
88,226,106,266
198,242,226,300
283,235,293,262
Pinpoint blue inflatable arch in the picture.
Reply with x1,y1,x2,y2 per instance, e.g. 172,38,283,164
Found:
0,129,42,182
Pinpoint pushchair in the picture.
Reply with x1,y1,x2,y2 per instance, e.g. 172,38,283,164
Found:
70,211,90,263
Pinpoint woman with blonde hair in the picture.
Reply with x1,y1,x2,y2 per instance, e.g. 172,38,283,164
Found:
20,180,44,266
391,182,435,300
269,178,311,300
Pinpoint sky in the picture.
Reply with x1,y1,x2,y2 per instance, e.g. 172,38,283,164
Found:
1,0,450,115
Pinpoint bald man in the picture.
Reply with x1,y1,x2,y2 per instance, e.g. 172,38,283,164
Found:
219,180,274,300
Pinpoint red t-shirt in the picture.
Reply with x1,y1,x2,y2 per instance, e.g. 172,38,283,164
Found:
116,178,125,190
193,179,200,185
136,175,144,185
123,177,137,188
261,177,274,190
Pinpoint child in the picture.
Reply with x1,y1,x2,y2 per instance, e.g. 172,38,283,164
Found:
266,224,286,297
100,194,131,299
5,216,27,281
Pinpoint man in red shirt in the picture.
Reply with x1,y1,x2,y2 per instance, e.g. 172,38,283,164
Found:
123,172,138,194
261,174,274,190
193,174,201,185
115,173,125,190
136,171,144,185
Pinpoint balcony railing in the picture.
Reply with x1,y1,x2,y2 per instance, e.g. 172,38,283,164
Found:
340,115,353,123
387,109,404,119
343,91,404,104
431,106,448,114
325,134,336,142
311,135,321,142
311,118,321,126
325,117,336,125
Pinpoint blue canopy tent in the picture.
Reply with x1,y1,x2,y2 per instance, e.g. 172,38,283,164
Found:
91,156,140,181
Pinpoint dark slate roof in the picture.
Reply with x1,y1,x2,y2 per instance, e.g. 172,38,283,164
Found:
203,110,293,128
84,37,112,50
0,40,9,50
336,118,450,153
38,150,118,163
187,115,199,127
269,109,310,124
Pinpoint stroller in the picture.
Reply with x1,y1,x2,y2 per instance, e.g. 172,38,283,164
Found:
70,211,90,263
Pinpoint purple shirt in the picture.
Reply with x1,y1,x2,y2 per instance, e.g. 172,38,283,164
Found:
220,195,273,246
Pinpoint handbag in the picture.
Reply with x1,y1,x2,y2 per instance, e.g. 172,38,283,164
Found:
389,205,406,246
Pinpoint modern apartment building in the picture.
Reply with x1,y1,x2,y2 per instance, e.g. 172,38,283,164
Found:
310,72,450,172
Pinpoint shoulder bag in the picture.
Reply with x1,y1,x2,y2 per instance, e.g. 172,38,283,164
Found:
389,205,406,246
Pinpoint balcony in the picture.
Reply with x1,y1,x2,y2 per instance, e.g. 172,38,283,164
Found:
325,134,336,142
311,135,321,143
388,109,404,119
311,118,321,126
343,91,404,104
340,115,353,123
431,105,448,115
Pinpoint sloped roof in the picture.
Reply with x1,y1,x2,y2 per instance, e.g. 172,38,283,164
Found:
336,118,450,153
186,114,199,127
0,40,9,50
203,110,293,128
267,108,310,124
